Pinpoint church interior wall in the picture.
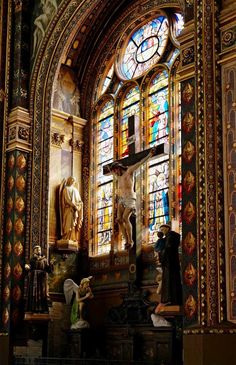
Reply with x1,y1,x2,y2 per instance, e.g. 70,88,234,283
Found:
1,0,236,364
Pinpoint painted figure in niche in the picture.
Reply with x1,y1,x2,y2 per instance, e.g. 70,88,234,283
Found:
155,222,182,313
59,176,83,242
32,0,58,58
53,68,81,116
64,276,94,329
25,245,55,313
108,148,155,250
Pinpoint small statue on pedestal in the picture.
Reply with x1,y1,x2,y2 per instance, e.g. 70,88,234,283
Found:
57,176,83,250
25,245,55,314
64,276,94,329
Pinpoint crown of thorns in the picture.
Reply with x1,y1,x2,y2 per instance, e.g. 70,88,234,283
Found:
110,162,128,170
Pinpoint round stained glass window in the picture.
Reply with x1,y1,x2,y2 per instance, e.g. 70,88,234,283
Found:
116,16,169,80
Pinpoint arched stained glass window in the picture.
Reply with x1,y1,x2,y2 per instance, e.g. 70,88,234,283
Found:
148,70,169,146
120,86,140,158
117,16,169,80
90,10,183,256
95,100,114,255
101,64,114,95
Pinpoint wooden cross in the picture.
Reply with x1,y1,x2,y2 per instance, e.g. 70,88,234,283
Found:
103,115,169,286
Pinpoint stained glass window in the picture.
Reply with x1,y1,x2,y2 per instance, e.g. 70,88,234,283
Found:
102,64,114,94
91,11,183,256
118,16,169,80
121,86,140,158
147,71,170,241
96,100,114,254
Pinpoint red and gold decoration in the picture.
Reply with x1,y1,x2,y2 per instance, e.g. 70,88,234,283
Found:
13,263,23,280
182,141,195,163
182,82,194,103
8,154,15,169
3,286,10,302
183,232,196,255
183,170,195,193
4,241,12,256
184,295,197,319
184,263,197,286
182,112,194,133
15,175,26,192
14,241,23,256
183,202,196,224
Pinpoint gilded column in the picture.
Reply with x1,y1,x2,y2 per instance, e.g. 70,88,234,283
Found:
183,0,236,364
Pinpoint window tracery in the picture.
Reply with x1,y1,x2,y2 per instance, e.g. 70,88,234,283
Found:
90,10,183,256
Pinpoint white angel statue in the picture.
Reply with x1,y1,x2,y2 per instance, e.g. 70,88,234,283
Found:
64,276,94,329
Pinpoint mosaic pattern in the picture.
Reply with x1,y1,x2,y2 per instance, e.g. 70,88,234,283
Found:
181,78,198,325
1,151,28,331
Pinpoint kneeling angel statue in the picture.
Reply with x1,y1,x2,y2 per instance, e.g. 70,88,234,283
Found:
64,276,94,329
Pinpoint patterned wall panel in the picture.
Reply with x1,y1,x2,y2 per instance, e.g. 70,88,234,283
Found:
181,78,198,326
223,64,236,322
0,151,28,331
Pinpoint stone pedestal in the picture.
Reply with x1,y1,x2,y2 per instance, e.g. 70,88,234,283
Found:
66,328,91,358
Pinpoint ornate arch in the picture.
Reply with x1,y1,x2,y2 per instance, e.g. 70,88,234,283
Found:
29,0,184,249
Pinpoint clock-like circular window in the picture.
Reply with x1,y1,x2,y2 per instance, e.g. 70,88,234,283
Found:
116,15,169,80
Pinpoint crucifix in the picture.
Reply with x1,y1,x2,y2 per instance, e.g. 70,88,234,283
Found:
103,115,169,285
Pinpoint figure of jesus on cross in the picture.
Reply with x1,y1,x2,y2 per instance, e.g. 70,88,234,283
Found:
108,148,156,250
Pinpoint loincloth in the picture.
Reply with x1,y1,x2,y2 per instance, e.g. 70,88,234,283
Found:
118,197,136,210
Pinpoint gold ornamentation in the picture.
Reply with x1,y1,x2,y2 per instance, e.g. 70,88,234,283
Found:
7,176,14,191
6,218,13,235
13,263,23,280
14,218,24,235
14,241,23,256
2,308,9,326
183,112,194,133
183,202,195,224
16,154,27,170
9,126,17,141
182,83,194,103
4,241,12,256
184,263,197,286
15,197,25,213
18,127,30,141
8,154,15,169
222,30,235,47
183,171,195,193
0,88,6,101
16,175,26,192
183,232,196,255
184,295,197,318
3,286,10,302
183,141,195,163
14,0,22,12
69,139,84,152
4,263,11,279
12,285,21,302
51,132,65,147
6,197,14,213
